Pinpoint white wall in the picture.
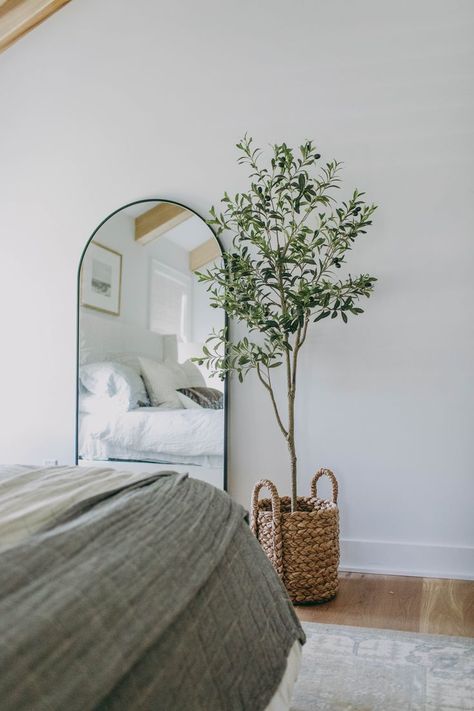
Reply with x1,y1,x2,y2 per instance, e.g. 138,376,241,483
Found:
151,237,188,277
82,211,146,328
0,0,473,578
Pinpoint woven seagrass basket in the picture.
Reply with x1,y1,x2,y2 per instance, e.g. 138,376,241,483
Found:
250,468,340,604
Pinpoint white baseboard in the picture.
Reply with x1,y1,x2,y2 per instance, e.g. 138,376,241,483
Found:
340,538,474,580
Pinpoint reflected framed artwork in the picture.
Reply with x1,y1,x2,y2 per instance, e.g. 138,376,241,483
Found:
80,242,122,316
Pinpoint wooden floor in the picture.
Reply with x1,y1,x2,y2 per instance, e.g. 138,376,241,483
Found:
295,572,474,637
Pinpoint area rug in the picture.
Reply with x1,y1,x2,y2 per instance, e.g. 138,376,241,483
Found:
291,622,474,710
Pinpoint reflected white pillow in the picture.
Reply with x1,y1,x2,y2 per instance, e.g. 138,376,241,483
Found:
79,392,129,415
138,358,183,409
164,358,206,388
176,391,203,409
106,352,142,374
79,362,149,410
164,360,193,389
181,359,206,387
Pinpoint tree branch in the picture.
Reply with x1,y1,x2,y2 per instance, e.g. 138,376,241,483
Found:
256,363,288,438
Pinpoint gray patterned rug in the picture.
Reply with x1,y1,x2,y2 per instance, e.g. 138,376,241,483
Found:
292,622,474,710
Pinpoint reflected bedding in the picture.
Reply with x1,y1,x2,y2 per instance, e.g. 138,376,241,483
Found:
79,407,224,466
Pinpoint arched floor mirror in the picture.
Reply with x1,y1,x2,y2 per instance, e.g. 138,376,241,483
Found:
76,199,227,490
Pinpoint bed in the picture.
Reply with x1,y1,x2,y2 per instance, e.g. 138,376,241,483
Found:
0,465,304,710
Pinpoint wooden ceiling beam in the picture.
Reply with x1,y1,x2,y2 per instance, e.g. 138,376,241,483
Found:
0,0,70,54
189,238,221,272
134,203,193,246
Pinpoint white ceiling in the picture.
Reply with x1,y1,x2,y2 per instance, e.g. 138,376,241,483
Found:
162,213,213,251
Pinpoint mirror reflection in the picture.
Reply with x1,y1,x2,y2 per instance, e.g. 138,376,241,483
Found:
77,200,225,489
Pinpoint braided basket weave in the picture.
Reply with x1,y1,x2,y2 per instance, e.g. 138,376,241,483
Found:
250,469,340,604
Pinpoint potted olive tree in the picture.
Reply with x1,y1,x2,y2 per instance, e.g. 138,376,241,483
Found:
197,136,377,602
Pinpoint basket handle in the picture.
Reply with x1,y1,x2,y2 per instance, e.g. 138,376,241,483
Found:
310,468,338,504
250,479,283,576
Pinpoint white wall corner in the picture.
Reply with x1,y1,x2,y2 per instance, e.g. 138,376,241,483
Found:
340,538,474,580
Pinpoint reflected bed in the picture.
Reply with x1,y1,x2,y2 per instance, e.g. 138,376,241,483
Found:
78,407,224,468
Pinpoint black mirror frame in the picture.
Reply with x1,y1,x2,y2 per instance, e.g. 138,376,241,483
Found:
75,198,228,492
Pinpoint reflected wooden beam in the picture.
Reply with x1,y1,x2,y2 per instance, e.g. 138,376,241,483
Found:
135,203,192,245
189,238,220,272
0,0,70,53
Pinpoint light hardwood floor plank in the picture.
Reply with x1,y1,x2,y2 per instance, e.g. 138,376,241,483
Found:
419,578,474,637
295,572,474,637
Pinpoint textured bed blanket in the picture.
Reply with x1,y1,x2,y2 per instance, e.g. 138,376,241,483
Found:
0,465,172,552
0,470,305,711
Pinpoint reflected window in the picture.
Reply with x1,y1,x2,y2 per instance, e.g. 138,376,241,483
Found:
149,260,191,342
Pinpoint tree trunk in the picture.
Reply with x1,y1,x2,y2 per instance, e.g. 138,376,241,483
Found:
288,435,297,512
287,391,297,512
